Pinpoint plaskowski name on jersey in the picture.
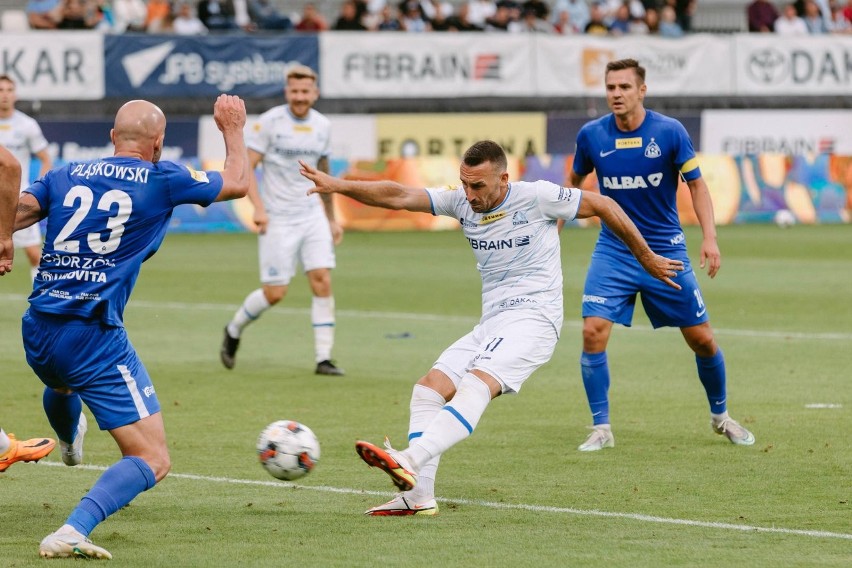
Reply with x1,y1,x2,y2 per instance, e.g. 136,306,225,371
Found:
70,162,150,183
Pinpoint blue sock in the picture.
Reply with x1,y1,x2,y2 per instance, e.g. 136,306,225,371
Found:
581,351,610,426
67,456,156,536
697,349,727,414
42,388,83,444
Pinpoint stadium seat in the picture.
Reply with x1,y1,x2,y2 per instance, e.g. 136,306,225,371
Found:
1,9,30,31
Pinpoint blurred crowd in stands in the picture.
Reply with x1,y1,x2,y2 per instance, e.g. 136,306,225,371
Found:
17,0,852,35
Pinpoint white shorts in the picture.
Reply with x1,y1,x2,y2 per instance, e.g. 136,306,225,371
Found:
258,212,335,286
13,224,42,249
433,309,559,394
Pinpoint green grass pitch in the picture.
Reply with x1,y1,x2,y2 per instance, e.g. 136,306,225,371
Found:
1,224,850,566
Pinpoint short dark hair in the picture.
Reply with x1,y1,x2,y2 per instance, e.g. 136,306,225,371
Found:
462,140,507,171
605,59,646,84
0,74,14,86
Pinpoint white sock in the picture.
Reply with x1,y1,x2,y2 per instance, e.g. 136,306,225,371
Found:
30,266,38,281
405,373,492,469
711,411,730,422
406,385,446,501
0,428,9,454
312,296,335,362
228,289,270,338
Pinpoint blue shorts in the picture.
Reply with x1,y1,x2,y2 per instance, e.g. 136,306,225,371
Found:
22,309,161,431
581,250,709,329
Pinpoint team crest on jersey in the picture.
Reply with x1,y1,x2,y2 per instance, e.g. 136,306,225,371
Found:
512,211,529,225
644,138,662,159
186,166,209,183
480,212,507,225
459,217,478,228
293,125,313,133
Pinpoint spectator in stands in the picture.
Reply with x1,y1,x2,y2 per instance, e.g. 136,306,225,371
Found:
644,6,660,33
374,4,403,28
197,0,238,30
485,2,514,30
401,0,431,29
420,0,454,21
295,3,329,30
429,4,454,29
828,0,852,32
553,7,579,32
173,2,209,33
334,0,368,29
584,2,610,33
658,3,683,35
522,0,549,19
248,0,293,30
466,0,497,27
26,0,63,29
843,0,852,22
775,2,809,33
111,0,148,31
747,0,779,31
628,11,649,32
669,0,694,32
145,0,172,31
519,5,555,30
551,0,590,31
803,0,829,31
608,2,631,34
57,0,101,28
448,3,485,29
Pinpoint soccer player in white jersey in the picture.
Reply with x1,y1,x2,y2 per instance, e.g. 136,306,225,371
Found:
221,64,344,376
299,140,684,515
0,75,53,281
568,59,755,452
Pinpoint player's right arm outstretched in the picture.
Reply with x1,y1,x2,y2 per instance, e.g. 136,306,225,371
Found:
578,190,684,290
213,94,250,202
0,144,22,275
300,160,432,213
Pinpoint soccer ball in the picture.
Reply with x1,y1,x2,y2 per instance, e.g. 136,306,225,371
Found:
774,209,796,228
256,420,320,481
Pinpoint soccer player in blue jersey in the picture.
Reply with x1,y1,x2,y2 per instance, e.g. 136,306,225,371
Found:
3,95,250,559
568,58,755,451
299,140,684,515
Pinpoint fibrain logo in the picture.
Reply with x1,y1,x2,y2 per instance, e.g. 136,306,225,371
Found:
747,49,787,84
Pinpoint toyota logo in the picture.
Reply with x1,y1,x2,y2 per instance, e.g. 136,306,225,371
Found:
747,49,787,84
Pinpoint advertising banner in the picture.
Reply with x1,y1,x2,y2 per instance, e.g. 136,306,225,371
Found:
0,32,104,100
734,35,852,95
701,110,852,156
320,32,534,98
104,35,318,98
375,113,546,159
535,34,733,96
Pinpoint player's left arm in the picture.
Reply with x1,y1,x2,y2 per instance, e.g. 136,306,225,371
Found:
317,156,343,245
686,176,720,279
578,191,683,290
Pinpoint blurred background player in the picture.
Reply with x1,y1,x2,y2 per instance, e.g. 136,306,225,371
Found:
567,58,755,452
0,74,53,281
299,140,683,515
8,95,249,559
221,65,345,376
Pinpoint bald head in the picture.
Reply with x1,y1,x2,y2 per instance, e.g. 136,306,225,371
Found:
111,100,167,162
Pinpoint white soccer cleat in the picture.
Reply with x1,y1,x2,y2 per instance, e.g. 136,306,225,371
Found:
577,426,615,452
712,416,755,446
355,438,418,492
365,493,438,516
60,413,87,466
39,525,112,560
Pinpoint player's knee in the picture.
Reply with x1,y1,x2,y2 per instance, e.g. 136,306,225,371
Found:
263,285,287,304
418,370,456,400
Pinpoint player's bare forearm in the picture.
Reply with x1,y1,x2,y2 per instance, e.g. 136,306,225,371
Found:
316,157,337,220
35,148,53,179
214,95,250,202
300,160,431,213
687,177,721,277
14,193,42,232
0,145,22,239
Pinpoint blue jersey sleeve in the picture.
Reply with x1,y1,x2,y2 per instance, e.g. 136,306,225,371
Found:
572,127,594,176
160,162,224,207
671,121,701,182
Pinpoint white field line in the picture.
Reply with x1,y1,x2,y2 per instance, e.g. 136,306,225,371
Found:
37,461,852,541
1,293,851,341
